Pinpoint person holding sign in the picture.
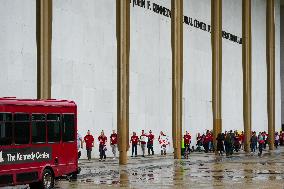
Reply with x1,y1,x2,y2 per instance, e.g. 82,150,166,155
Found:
140,130,147,157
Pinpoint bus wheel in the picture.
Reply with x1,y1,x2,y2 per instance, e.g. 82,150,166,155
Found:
41,169,54,189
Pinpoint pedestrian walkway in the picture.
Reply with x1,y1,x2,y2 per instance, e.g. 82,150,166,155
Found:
55,147,284,189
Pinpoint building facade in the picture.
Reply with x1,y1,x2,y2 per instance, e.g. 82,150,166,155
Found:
0,0,283,158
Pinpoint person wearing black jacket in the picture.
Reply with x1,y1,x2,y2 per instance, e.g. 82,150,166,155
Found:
250,132,257,153
216,133,225,155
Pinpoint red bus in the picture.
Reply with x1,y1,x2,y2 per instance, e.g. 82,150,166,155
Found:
0,97,79,189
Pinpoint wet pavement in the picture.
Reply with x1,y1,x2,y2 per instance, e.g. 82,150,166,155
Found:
4,147,284,189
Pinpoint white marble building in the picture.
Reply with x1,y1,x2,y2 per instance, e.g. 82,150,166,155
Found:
0,0,283,158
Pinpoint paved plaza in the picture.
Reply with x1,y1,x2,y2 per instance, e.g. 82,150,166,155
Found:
58,148,284,188
5,147,284,189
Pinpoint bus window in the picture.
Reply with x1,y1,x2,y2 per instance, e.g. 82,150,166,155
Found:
62,114,75,142
32,114,46,121
47,114,61,143
0,123,13,145
0,113,13,145
32,122,46,143
31,114,46,143
14,113,30,121
0,113,12,122
47,114,60,121
14,122,30,144
14,113,30,145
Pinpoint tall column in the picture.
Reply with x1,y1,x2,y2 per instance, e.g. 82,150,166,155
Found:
116,0,130,165
171,0,183,159
211,0,222,150
36,0,52,99
266,0,275,150
242,0,252,152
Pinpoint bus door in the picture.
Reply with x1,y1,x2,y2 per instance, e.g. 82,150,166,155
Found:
46,114,63,175
61,114,77,175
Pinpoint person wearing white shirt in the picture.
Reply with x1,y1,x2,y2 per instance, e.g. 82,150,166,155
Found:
140,130,147,157
77,132,83,160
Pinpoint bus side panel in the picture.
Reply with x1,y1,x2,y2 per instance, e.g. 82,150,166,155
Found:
48,143,64,177
62,142,77,175
51,142,77,176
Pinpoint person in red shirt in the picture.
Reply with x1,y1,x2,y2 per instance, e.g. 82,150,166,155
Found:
140,130,147,157
147,130,155,155
130,132,139,157
208,131,214,152
203,130,210,153
258,132,265,156
98,130,107,161
183,131,191,159
263,131,268,149
84,130,94,161
110,130,118,159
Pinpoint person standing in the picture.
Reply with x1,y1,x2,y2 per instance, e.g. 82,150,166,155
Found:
234,133,241,152
280,131,284,146
77,131,83,160
240,131,244,150
110,130,118,159
84,130,94,161
224,132,232,156
229,130,235,155
147,130,155,155
140,130,147,157
208,131,214,152
158,131,170,156
258,132,265,156
250,132,257,153
203,130,210,153
196,133,202,152
183,131,191,158
130,132,139,157
98,130,107,161
216,133,224,156
275,132,279,149
263,131,268,149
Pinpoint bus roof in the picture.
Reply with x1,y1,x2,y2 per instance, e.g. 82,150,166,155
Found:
0,97,76,107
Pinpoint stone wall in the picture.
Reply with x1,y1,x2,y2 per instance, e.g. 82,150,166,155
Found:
0,0,281,158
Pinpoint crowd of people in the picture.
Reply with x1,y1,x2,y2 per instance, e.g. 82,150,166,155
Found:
200,130,284,157
77,129,284,161
77,129,170,161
